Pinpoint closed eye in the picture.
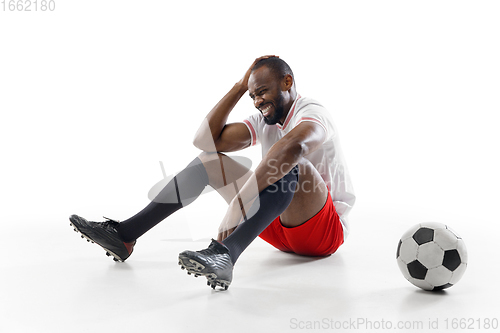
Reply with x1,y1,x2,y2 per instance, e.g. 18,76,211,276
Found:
249,86,267,100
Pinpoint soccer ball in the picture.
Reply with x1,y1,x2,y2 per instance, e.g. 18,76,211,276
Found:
396,222,468,291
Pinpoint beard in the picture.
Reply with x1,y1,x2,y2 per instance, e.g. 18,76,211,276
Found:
263,93,285,125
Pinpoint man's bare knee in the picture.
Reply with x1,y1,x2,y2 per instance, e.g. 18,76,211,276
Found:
197,151,226,165
196,152,252,190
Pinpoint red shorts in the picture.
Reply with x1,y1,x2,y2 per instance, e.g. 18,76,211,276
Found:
258,191,344,256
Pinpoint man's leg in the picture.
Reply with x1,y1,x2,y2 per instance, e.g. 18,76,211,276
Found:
118,152,254,240
178,161,299,289
178,157,329,289
69,152,253,261
220,158,329,263
117,156,210,242
257,159,343,256
196,152,254,204
279,159,329,227
196,152,330,264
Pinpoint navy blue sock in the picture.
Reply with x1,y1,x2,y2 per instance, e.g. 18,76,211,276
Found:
117,157,209,242
222,165,299,264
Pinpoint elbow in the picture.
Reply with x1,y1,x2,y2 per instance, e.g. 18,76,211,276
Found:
192,136,218,153
192,135,202,150
192,119,218,152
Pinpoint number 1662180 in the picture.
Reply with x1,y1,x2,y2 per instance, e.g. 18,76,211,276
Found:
1,0,55,11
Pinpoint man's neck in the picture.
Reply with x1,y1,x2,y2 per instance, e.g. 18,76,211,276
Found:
278,90,298,125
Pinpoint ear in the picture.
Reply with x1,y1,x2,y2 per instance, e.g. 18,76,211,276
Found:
281,74,293,91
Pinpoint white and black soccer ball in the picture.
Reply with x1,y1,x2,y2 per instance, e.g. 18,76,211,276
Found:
396,222,468,291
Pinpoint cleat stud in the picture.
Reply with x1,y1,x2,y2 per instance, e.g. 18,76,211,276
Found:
113,258,118,262
207,281,211,286
181,266,185,270
81,235,84,238
106,252,111,256
187,272,191,275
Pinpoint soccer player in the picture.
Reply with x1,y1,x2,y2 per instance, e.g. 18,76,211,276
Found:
69,56,356,290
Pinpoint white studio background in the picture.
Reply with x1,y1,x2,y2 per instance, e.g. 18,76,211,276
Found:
1,1,499,244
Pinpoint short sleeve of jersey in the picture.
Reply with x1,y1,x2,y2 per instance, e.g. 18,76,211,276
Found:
242,113,264,146
293,100,335,142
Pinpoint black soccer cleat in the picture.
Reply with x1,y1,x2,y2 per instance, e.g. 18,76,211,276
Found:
69,214,136,262
178,239,233,290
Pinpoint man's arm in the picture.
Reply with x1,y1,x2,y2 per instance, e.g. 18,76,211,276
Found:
254,121,326,192
193,56,276,152
192,83,250,152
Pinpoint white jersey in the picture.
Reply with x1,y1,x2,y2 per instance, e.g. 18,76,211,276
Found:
242,94,356,239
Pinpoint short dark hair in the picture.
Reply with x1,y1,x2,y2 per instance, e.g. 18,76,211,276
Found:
251,57,294,82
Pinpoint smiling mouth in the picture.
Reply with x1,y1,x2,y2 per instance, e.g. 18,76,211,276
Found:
260,104,272,117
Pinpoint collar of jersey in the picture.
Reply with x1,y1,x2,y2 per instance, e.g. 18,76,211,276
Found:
276,94,302,131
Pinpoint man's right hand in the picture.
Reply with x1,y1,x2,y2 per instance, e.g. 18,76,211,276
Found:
237,55,279,91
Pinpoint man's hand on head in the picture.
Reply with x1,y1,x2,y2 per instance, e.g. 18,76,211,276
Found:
237,55,279,91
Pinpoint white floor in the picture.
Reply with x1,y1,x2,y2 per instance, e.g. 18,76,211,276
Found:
1,199,498,333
